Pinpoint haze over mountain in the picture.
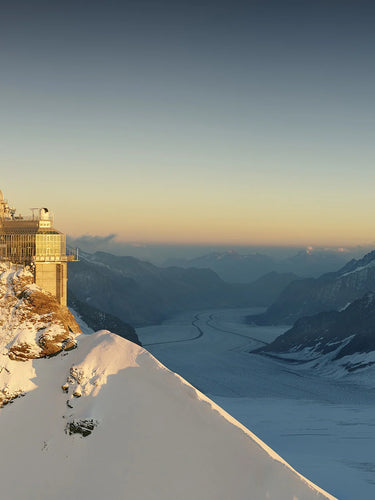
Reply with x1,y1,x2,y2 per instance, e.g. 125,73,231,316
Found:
68,251,297,326
162,247,351,283
250,249,375,326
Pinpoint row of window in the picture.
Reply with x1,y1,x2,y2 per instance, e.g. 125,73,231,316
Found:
0,233,66,262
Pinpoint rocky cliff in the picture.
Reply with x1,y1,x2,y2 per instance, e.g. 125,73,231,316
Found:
0,263,80,405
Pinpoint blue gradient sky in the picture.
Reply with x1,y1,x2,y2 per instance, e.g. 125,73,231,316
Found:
1,0,375,246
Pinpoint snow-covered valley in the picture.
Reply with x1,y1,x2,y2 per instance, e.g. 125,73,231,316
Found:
138,308,375,500
0,265,335,499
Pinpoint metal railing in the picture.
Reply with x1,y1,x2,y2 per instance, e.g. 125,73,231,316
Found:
0,248,79,264
33,248,79,262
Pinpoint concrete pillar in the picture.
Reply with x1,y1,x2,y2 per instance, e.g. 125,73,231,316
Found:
34,262,67,306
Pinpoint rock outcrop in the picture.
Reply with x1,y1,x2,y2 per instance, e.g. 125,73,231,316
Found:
0,263,81,405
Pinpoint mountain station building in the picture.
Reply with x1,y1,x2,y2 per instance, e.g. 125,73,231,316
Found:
0,189,77,306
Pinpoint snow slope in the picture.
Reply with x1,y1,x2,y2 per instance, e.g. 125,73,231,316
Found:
0,334,336,499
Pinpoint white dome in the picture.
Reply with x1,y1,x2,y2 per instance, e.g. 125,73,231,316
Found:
40,207,50,220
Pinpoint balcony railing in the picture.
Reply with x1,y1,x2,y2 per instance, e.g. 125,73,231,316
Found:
33,248,79,262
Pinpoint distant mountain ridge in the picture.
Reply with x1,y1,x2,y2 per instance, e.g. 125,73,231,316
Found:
163,248,350,283
164,250,274,283
256,292,375,375
250,249,375,326
68,251,297,326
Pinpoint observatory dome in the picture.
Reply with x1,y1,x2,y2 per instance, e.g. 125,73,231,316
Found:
40,208,50,220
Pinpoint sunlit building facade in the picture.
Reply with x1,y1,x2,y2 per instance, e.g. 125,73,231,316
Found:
0,190,76,306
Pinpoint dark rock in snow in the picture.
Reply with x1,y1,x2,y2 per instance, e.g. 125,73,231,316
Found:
66,419,98,437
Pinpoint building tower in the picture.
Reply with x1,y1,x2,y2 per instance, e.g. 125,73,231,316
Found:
0,190,77,306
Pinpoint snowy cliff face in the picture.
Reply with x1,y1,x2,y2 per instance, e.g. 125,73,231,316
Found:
0,263,336,499
0,263,80,405
256,292,375,382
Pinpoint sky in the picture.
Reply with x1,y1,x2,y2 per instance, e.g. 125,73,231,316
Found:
1,0,375,251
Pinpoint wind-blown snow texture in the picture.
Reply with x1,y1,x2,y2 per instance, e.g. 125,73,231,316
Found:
0,266,334,499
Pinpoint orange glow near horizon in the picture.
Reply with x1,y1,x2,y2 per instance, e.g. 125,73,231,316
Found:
60,207,375,248
7,168,375,250
1,0,375,259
